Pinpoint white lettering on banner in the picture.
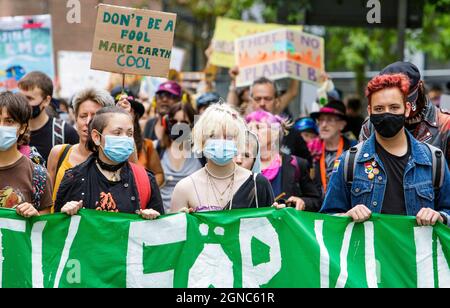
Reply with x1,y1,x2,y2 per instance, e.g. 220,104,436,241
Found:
437,239,450,287
53,216,81,288
314,220,329,288
31,221,47,288
0,218,27,287
18,42,32,54
335,222,355,288
127,214,187,288
188,243,234,288
240,218,281,288
314,221,379,288
414,227,435,288
364,222,378,288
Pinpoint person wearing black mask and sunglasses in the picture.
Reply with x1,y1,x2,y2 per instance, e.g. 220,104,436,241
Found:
158,102,202,213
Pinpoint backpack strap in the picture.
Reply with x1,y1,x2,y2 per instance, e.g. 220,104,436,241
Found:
32,163,47,210
253,173,259,208
344,143,364,184
56,145,73,174
130,163,152,210
52,118,65,147
425,143,445,190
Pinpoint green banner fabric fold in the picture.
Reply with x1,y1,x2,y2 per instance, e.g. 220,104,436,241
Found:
0,207,448,288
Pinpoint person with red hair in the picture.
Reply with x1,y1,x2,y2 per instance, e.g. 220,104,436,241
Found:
360,61,450,167
320,73,450,227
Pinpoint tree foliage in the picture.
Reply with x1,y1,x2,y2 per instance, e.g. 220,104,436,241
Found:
171,0,450,93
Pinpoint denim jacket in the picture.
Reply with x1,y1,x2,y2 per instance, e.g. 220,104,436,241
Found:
320,130,450,226
360,101,450,167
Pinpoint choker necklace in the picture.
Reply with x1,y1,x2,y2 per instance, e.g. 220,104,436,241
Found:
96,157,125,172
205,163,236,180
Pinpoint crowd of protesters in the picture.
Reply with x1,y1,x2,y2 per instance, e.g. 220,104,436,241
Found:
0,60,449,227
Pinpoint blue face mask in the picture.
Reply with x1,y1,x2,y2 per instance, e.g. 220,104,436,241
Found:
100,135,135,163
204,139,238,166
0,126,18,152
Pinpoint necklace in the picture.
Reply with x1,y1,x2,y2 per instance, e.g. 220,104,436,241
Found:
205,163,236,179
211,174,235,204
205,168,236,209
96,157,125,172
96,161,121,182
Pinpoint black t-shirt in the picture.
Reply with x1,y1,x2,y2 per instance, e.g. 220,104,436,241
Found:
376,138,411,215
30,118,79,162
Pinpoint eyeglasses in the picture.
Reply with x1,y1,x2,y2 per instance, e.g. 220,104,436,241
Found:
115,94,134,102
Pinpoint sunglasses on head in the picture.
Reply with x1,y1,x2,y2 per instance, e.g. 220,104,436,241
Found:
115,94,134,102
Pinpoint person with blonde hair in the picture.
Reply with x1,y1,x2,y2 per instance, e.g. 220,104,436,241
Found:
170,103,274,213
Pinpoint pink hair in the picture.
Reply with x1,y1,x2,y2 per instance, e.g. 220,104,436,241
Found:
245,110,284,125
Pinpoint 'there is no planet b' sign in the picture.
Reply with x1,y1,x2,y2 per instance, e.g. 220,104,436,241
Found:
91,4,177,78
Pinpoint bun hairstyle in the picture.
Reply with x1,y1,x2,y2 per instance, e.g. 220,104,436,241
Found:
85,106,133,153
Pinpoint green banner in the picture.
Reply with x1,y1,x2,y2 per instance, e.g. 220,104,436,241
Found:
0,207,448,288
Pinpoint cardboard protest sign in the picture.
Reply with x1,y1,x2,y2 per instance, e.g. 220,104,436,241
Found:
91,4,176,78
235,29,324,87
58,51,110,98
210,17,302,68
0,14,54,91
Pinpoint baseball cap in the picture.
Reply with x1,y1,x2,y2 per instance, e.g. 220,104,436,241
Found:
380,61,421,104
156,81,182,98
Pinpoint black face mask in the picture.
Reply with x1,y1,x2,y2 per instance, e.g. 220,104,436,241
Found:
370,113,406,138
31,101,44,119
